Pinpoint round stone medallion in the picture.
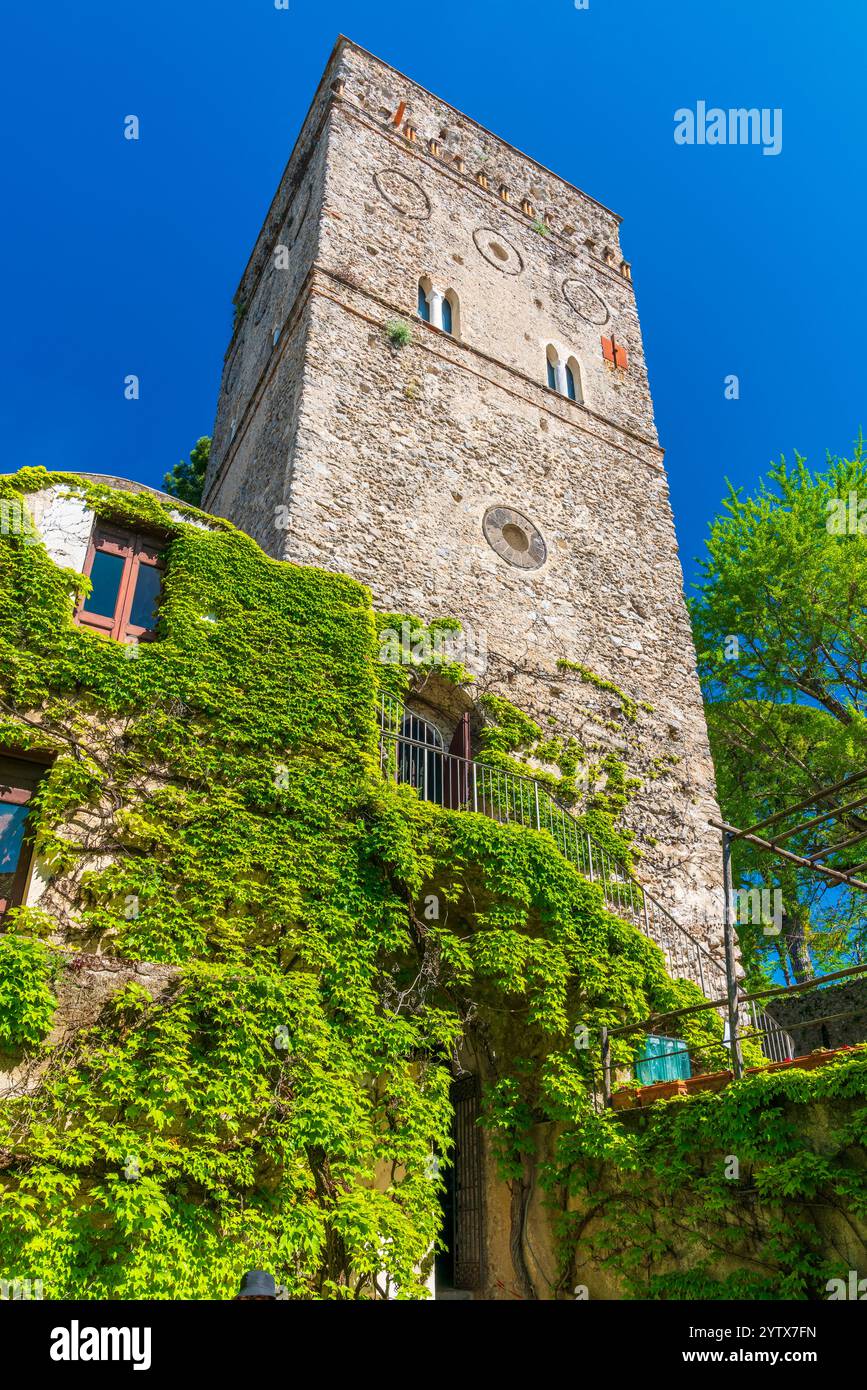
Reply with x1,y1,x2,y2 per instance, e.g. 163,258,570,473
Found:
373,168,431,219
473,228,524,276
482,506,547,569
562,277,610,325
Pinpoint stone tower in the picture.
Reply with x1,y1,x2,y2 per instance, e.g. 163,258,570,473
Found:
203,37,724,944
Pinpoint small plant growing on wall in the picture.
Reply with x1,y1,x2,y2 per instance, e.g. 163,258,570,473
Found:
386,318,412,348
532,219,550,237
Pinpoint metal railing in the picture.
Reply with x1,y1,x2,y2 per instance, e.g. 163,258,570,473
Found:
595,965,867,1108
748,1001,796,1063
378,693,726,1001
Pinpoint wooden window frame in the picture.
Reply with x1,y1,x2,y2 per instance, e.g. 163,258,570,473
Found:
0,753,51,920
75,525,165,642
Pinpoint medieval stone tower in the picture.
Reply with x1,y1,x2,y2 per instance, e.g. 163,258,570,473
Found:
202,37,724,947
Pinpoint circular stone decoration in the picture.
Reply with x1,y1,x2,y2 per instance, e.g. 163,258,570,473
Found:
373,168,431,219
482,506,547,569
562,277,610,325
473,228,524,276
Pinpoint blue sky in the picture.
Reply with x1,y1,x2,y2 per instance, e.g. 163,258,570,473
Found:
3,0,864,590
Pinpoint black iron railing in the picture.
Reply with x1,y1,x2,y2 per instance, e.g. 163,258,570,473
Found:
378,693,727,1002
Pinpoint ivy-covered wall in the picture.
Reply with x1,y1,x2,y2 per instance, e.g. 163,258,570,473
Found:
547,1053,867,1300
0,468,863,1301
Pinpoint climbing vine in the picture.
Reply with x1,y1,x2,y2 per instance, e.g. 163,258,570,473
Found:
545,1050,867,1299
0,468,856,1301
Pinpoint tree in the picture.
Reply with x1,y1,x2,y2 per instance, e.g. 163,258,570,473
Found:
690,440,867,982
163,437,211,507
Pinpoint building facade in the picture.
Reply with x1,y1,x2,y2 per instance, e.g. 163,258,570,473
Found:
203,37,725,950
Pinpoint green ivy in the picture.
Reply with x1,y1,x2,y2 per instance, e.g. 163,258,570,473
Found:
0,936,57,1049
545,1049,867,1299
555,659,650,724
0,467,843,1302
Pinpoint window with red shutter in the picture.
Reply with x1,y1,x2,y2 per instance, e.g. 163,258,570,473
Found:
76,526,165,643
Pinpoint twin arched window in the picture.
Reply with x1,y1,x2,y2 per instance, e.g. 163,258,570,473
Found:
418,278,459,337
545,345,583,403
415,287,581,398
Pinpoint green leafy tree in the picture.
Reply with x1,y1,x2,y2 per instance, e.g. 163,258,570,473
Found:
691,440,867,982
163,436,211,507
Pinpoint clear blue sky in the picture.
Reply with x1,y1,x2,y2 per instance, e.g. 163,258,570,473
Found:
3,0,864,589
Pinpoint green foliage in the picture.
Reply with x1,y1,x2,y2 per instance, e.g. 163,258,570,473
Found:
375,611,472,693
475,692,640,862
0,466,832,1302
556,660,645,724
0,466,675,1300
691,441,867,978
385,319,412,348
548,1049,867,1299
0,936,57,1048
163,437,211,508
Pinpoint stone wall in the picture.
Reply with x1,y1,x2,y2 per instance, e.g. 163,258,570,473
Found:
765,978,867,1054
203,38,725,944
0,955,178,1101
479,1094,867,1301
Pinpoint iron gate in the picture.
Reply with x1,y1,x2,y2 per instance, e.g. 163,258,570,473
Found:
451,1074,484,1291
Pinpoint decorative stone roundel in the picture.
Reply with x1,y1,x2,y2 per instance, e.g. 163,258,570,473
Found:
373,168,431,219
562,277,610,326
482,506,547,569
473,228,524,276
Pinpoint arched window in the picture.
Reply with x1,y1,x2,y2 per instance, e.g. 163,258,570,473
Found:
418,281,431,323
546,345,559,391
545,347,583,402
398,709,443,805
442,289,460,337
566,357,583,404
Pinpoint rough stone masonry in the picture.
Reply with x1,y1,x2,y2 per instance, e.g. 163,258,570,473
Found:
202,36,725,954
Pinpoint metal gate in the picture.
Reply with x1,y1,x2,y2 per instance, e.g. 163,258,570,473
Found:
451,1074,484,1291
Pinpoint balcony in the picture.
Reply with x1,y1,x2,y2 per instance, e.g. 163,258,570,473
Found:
377,694,727,1002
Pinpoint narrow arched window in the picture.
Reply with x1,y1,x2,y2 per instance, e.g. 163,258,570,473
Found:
398,710,443,805
546,345,559,391
418,281,431,323
566,357,583,404
443,290,461,338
